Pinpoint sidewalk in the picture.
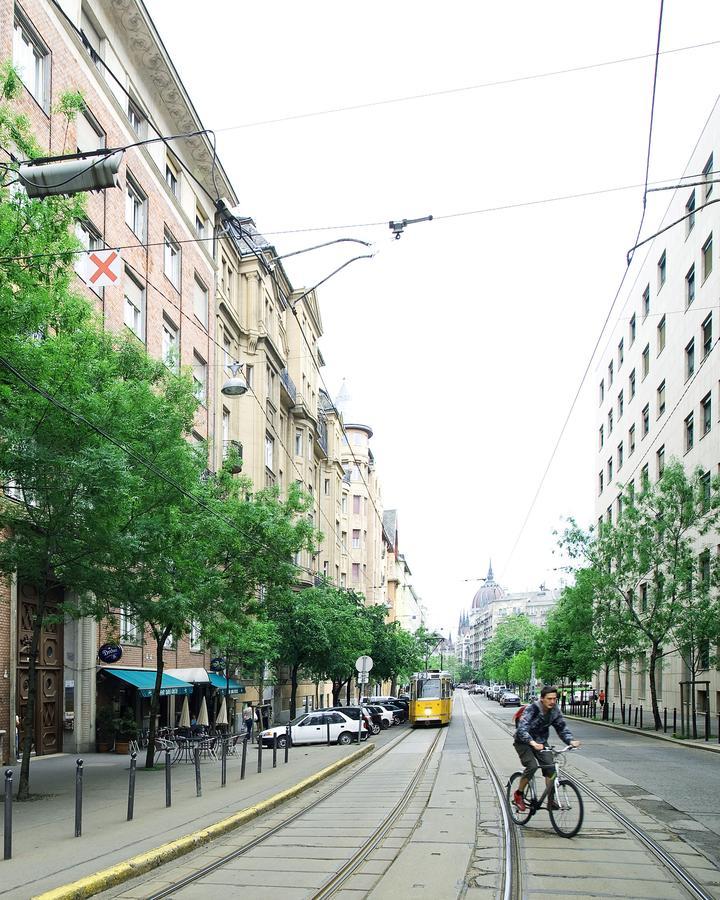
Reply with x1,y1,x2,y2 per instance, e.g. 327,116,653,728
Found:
564,712,720,754
0,736,376,899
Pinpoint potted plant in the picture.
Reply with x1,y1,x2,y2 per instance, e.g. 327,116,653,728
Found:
114,712,139,754
96,706,116,752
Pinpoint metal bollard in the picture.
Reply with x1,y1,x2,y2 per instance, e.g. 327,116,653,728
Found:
717,715,719,745
221,737,227,787
74,759,83,838
327,721,331,745
165,748,172,807
127,752,137,821
194,746,202,798
285,725,290,763
663,708,667,733
611,702,615,723
705,711,710,742
257,736,263,774
3,769,12,860
634,706,638,728
240,736,247,780
357,717,361,745
273,734,278,768
673,708,677,733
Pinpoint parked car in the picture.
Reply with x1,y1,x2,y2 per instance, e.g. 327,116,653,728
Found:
364,704,393,729
499,692,522,708
325,705,374,732
258,710,367,748
382,702,408,724
360,707,383,735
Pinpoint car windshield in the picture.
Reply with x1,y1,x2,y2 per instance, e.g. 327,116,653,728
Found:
417,678,441,698
288,715,307,725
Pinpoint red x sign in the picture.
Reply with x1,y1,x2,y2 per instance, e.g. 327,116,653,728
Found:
85,249,121,287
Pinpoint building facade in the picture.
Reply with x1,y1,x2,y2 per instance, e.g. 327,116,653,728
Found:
594,97,720,717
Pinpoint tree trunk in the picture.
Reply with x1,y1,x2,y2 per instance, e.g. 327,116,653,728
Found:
144,633,167,769
603,664,610,720
18,581,48,800
648,643,662,730
616,657,623,712
332,679,343,705
346,673,353,705
315,678,320,709
289,662,299,720
690,675,698,739
390,675,398,696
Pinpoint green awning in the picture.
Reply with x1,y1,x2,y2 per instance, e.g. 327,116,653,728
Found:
207,672,245,694
103,668,193,697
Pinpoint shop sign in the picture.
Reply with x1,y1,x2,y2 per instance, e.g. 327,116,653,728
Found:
98,642,123,663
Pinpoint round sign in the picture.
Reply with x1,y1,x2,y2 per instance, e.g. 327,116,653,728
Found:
355,655,373,673
210,657,226,672
98,643,122,664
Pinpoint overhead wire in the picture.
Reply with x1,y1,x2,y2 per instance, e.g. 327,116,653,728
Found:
500,0,666,581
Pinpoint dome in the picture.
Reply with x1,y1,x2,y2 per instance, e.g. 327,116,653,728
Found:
472,561,505,610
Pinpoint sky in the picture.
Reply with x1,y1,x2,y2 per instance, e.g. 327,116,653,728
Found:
146,0,720,637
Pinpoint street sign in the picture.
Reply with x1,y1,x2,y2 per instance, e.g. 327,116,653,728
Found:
82,249,121,287
356,673,369,685
98,642,122,663
355,655,373,674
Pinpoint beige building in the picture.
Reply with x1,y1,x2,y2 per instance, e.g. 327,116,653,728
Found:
594,96,720,718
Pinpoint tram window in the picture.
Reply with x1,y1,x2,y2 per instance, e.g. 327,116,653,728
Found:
418,678,441,698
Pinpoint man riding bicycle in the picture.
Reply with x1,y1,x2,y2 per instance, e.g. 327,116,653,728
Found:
513,685,580,811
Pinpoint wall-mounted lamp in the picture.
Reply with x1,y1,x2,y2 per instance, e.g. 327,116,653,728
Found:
221,362,249,398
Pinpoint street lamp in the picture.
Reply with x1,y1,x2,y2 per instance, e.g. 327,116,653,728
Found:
221,362,248,397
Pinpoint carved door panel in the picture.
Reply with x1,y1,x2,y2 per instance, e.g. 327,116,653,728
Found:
16,582,64,756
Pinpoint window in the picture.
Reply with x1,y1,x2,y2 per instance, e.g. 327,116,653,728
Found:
618,338,624,368
607,408,613,435
658,251,666,289
165,158,179,197
617,441,624,470
189,620,202,652
685,413,694,452
617,389,624,420
265,433,274,470
686,190,696,234
598,470,604,494
80,6,102,67
598,425,604,449
702,234,713,281
352,562,360,583
295,429,303,456
76,109,105,153
657,380,665,417
13,10,49,110
642,285,650,319
161,316,178,370
629,424,636,455
352,529,361,549
608,360,614,386
353,494,361,514
164,229,181,288
629,313,636,346
599,379,605,404
324,478,330,495
607,456,613,482
686,338,695,379
703,153,714,201
702,313,712,358
641,463,649,490
123,270,144,339
641,344,650,379
657,316,666,354
642,403,650,437
222,331,232,371
193,275,208,327
629,368,636,399
686,264,696,307
192,352,207,404
701,471,711,509
119,608,140,644
195,208,208,239
606,506,612,526
221,407,230,448
125,175,147,240
74,220,102,289
245,364,253,389
341,494,347,513
656,445,665,478
702,392,712,436
127,96,147,138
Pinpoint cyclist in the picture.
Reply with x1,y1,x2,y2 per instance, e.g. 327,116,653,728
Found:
512,684,580,811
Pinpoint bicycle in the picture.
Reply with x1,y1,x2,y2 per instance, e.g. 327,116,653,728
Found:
506,745,584,838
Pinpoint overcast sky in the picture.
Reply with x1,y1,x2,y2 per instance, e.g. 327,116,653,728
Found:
146,1,720,637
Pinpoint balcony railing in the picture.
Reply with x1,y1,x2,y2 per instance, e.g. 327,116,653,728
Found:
280,368,297,404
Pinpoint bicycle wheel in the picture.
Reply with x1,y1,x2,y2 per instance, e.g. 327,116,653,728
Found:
506,772,533,825
549,779,584,838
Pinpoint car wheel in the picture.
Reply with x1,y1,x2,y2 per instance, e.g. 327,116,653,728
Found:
380,720,390,730
277,734,288,748
337,732,352,745
370,723,381,735
393,715,401,725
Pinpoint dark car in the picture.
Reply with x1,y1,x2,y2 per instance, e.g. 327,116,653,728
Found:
382,702,408,724
325,705,374,734
499,692,522,707
359,706,383,735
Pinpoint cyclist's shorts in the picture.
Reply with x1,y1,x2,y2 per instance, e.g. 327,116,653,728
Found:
513,741,555,778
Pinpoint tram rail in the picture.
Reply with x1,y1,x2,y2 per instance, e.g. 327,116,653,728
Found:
140,726,442,900
467,692,716,900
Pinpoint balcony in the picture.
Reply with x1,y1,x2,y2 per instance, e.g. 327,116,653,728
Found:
222,440,243,474
280,368,297,404
316,414,328,455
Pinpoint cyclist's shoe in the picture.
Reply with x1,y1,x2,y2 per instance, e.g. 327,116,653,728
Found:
549,798,561,810
513,790,527,812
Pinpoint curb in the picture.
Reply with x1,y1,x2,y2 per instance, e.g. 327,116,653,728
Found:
565,713,720,754
32,742,375,900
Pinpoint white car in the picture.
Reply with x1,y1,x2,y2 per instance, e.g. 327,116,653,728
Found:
364,705,394,729
259,710,367,748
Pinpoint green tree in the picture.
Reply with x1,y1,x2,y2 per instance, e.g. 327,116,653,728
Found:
507,650,533,691
482,615,538,684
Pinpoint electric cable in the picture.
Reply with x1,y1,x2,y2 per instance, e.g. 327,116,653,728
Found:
500,0,666,581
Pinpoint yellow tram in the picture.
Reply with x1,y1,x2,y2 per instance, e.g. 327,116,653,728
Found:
409,670,453,726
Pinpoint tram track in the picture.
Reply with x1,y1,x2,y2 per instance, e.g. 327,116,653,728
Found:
467,693,717,900
138,725,442,900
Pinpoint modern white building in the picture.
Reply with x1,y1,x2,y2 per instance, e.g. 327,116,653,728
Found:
593,96,720,717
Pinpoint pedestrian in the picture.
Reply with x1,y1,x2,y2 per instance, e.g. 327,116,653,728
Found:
242,704,253,740
598,689,605,706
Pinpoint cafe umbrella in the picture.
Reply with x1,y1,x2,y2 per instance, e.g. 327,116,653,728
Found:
179,695,191,728
197,696,209,727
216,696,228,727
